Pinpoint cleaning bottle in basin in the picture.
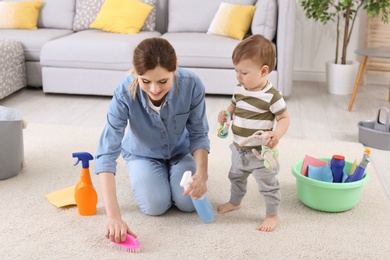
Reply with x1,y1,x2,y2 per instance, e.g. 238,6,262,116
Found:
345,149,371,183
73,152,98,216
180,171,214,224
330,155,345,183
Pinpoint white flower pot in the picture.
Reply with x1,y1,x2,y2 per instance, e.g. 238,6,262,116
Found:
326,60,360,95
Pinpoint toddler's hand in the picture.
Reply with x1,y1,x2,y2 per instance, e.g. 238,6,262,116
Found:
266,131,281,148
218,110,228,124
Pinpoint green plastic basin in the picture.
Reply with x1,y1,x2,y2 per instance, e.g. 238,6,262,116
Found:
292,158,370,212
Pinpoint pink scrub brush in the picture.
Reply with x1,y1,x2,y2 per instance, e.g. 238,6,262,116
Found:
113,234,140,253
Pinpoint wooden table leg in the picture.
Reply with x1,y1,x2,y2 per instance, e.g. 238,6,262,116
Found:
388,84,390,102
348,56,368,111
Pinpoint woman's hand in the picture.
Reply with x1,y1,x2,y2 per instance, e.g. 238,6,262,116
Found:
184,149,208,199
105,216,136,243
185,174,207,199
98,172,136,243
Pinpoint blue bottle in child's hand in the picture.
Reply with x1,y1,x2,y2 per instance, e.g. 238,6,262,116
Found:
180,171,214,224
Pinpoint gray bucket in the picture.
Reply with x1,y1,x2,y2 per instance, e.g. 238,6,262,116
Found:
0,106,24,180
358,107,390,150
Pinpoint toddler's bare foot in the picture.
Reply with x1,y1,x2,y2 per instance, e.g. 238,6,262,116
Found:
256,215,279,232
217,202,240,214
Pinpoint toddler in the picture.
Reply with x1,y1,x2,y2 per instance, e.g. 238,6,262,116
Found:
217,35,290,232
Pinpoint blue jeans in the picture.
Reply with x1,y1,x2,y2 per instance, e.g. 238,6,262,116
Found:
125,153,196,215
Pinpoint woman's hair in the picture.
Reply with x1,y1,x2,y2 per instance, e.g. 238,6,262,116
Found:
232,34,276,72
129,37,177,99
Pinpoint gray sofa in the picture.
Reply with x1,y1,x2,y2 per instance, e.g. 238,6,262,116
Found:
0,0,295,96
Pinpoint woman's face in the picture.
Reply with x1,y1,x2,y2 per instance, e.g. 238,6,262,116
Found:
138,65,175,106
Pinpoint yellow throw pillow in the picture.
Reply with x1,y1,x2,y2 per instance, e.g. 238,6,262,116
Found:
0,1,43,30
207,3,256,40
90,0,153,34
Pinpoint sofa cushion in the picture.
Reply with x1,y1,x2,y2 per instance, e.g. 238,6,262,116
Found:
0,29,73,61
207,2,255,40
162,32,239,69
0,1,43,29
38,0,75,29
90,0,153,34
168,0,256,33
40,30,161,70
251,0,277,40
73,0,156,32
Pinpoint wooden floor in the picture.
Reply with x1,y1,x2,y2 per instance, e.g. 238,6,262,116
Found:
1,80,390,200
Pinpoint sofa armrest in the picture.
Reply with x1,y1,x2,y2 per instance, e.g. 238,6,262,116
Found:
275,0,295,97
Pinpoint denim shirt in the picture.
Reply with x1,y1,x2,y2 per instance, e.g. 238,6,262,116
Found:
95,67,210,174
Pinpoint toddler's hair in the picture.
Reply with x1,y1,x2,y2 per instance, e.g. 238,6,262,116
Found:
232,35,276,72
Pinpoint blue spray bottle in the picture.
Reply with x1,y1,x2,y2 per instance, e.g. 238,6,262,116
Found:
180,171,214,224
73,152,98,216
344,149,370,183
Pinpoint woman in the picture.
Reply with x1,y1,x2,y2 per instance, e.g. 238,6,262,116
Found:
95,38,210,243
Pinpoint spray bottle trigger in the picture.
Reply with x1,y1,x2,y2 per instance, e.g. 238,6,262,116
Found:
180,171,193,190
72,152,93,168
73,158,81,167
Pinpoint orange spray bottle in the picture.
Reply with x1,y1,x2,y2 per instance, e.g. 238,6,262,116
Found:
72,152,98,216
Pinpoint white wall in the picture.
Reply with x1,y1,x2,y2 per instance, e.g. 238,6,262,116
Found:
293,0,388,85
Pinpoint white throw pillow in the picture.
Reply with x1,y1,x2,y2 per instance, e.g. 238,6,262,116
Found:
251,0,277,40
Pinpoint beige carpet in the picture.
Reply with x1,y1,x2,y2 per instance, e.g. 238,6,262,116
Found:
1,123,390,259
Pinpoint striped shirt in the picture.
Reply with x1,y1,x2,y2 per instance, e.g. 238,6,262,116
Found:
231,82,287,149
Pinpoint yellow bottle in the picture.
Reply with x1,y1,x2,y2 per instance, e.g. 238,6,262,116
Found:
73,152,98,216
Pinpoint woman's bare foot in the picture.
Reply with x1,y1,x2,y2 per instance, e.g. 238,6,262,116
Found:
217,202,240,214
256,215,279,232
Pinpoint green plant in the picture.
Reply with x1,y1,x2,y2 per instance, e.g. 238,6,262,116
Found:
301,0,390,64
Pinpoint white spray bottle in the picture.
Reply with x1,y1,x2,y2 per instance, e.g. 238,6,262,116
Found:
180,171,214,224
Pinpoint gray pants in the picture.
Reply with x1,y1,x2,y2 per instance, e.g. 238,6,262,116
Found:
228,143,281,215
